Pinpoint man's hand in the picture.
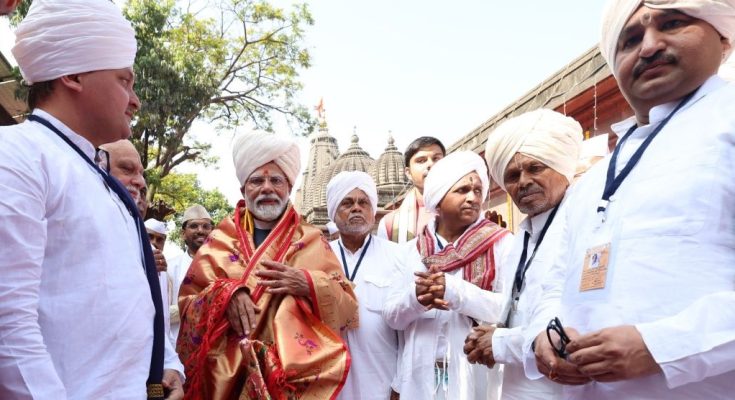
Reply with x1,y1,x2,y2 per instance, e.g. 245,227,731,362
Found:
153,249,168,273
256,260,310,297
227,288,261,337
414,271,448,310
534,328,591,385
239,338,253,366
566,325,661,382
162,369,184,400
464,324,498,367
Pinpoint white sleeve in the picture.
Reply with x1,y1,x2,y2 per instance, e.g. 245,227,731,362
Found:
636,291,735,388
377,216,389,240
382,247,428,330
160,275,185,378
443,273,505,323
0,151,67,398
522,220,568,379
492,326,525,365
442,234,514,324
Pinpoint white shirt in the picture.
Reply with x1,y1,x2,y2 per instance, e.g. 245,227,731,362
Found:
524,76,735,399
0,110,157,399
492,206,565,400
330,235,402,400
383,216,513,399
166,251,193,346
158,270,185,378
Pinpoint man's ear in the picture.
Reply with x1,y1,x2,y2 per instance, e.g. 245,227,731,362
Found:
722,38,732,61
58,74,84,93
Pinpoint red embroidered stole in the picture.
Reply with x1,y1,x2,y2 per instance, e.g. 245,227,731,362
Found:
417,219,509,290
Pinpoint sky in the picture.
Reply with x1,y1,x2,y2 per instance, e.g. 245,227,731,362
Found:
1,0,608,204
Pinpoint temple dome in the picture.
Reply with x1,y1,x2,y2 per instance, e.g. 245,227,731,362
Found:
313,134,375,211
371,135,409,207
300,124,339,214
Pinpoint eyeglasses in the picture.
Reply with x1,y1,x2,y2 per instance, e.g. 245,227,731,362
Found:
246,175,288,190
546,317,571,359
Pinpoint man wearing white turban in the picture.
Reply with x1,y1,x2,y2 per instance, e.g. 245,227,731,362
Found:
527,1,735,399
462,109,583,400
325,171,403,400
0,1,178,399
383,151,513,400
177,131,358,400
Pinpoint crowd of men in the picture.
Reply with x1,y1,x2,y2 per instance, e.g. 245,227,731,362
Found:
1,0,735,399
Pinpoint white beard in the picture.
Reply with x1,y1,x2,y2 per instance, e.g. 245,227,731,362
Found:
247,194,287,222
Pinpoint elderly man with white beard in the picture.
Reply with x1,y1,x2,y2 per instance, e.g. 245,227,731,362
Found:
383,151,513,400
525,1,735,399
325,171,403,400
177,131,358,400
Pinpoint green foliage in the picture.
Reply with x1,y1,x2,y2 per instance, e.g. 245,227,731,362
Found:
156,172,234,247
9,0,315,202
124,0,315,197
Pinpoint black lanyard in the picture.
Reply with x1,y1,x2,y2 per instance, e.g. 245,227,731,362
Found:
28,114,138,218
513,205,559,295
339,235,372,281
434,230,445,251
597,90,697,218
28,114,166,395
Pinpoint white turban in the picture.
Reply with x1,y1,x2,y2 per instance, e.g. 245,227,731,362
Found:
232,131,301,187
325,171,378,222
423,151,489,214
12,0,137,85
144,219,168,236
484,109,583,191
600,0,735,69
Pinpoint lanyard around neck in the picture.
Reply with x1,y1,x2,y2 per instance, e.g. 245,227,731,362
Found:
513,205,559,295
597,90,697,221
28,114,137,219
433,230,446,251
339,234,372,281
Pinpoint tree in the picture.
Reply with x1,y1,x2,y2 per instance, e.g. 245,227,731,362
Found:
155,172,234,247
126,0,315,198
10,0,315,199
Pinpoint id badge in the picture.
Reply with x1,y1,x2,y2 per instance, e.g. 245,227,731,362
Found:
579,243,610,291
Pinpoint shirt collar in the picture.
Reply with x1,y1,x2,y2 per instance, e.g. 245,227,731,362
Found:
519,207,555,240
428,214,483,247
33,108,97,162
338,234,371,256
611,75,727,140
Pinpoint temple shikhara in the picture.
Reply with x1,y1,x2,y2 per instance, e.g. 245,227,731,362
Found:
294,115,409,226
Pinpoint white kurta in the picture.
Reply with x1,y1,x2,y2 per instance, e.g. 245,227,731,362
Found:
166,251,192,346
383,217,513,399
524,76,735,399
493,206,565,400
330,235,402,400
159,271,185,377
0,110,155,399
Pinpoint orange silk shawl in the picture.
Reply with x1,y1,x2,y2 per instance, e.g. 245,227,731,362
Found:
177,202,358,400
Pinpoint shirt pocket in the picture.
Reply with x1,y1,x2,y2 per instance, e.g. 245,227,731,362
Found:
622,144,720,238
361,275,392,312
